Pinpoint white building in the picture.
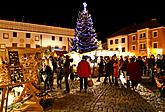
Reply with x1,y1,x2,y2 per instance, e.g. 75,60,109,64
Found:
107,35,128,56
0,19,74,51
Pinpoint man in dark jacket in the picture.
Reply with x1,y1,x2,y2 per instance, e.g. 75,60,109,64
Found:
97,56,105,82
104,56,114,84
63,55,71,93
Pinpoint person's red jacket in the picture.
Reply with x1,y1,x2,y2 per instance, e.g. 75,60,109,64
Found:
77,60,91,77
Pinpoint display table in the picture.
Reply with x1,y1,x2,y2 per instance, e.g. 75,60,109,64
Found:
0,81,43,112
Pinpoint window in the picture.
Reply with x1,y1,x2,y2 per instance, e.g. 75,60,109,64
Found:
153,42,158,48
139,34,143,39
132,35,136,41
3,33,9,39
115,39,118,44
26,44,31,48
110,48,113,51
36,45,40,48
59,37,62,41
110,40,113,45
143,33,146,38
40,35,42,40
52,36,55,40
121,38,125,43
139,43,146,50
140,44,143,49
153,31,158,37
143,44,146,49
12,43,17,47
132,45,136,50
35,36,39,41
62,46,66,50
0,44,5,48
115,48,118,51
26,33,31,38
13,32,17,37
122,47,125,52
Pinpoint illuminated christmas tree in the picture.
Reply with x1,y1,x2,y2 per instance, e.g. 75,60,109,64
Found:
70,2,98,53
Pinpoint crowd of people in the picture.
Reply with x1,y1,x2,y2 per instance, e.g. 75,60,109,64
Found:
37,53,165,94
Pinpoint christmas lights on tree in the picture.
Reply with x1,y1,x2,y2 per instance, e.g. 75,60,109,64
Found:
70,2,98,53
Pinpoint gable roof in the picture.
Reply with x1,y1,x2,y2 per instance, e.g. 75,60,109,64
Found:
108,18,163,38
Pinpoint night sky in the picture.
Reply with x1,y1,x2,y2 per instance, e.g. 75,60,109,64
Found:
0,0,164,42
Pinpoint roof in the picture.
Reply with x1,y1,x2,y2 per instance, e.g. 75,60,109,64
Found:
0,19,74,36
108,18,163,38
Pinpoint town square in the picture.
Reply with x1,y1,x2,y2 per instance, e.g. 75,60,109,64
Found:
0,1,165,112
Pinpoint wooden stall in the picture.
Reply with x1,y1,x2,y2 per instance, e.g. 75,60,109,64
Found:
0,48,47,112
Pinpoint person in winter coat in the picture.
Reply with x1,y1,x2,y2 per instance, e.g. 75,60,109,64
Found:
104,56,114,84
43,58,53,91
113,59,119,86
127,57,142,89
63,55,71,93
77,55,91,93
97,56,105,82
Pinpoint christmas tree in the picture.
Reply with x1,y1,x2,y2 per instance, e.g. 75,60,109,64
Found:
70,2,98,53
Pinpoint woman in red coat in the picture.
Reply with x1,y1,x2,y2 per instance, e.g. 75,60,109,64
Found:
127,57,142,89
77,55,91,93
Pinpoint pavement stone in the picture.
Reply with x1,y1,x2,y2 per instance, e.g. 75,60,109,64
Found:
44,77,165,112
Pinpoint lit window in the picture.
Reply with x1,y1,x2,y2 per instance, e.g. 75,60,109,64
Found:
0,44,5,48
3,33,9,39
35,36,39,41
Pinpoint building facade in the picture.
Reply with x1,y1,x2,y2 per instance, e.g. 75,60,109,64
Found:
107,35,129,56
107,19,165,57
0,19,74,51
128,27,165,56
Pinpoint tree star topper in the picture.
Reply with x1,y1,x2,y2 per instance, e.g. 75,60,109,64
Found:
83,2,87,12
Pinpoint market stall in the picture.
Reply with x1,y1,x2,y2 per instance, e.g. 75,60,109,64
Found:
0,48,47,112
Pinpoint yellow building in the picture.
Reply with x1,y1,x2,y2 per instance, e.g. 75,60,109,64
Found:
107,18,165,57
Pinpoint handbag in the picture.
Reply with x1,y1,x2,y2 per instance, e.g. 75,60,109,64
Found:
87,78,94,87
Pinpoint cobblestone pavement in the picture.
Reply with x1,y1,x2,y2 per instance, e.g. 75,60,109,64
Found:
44,77,165,112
